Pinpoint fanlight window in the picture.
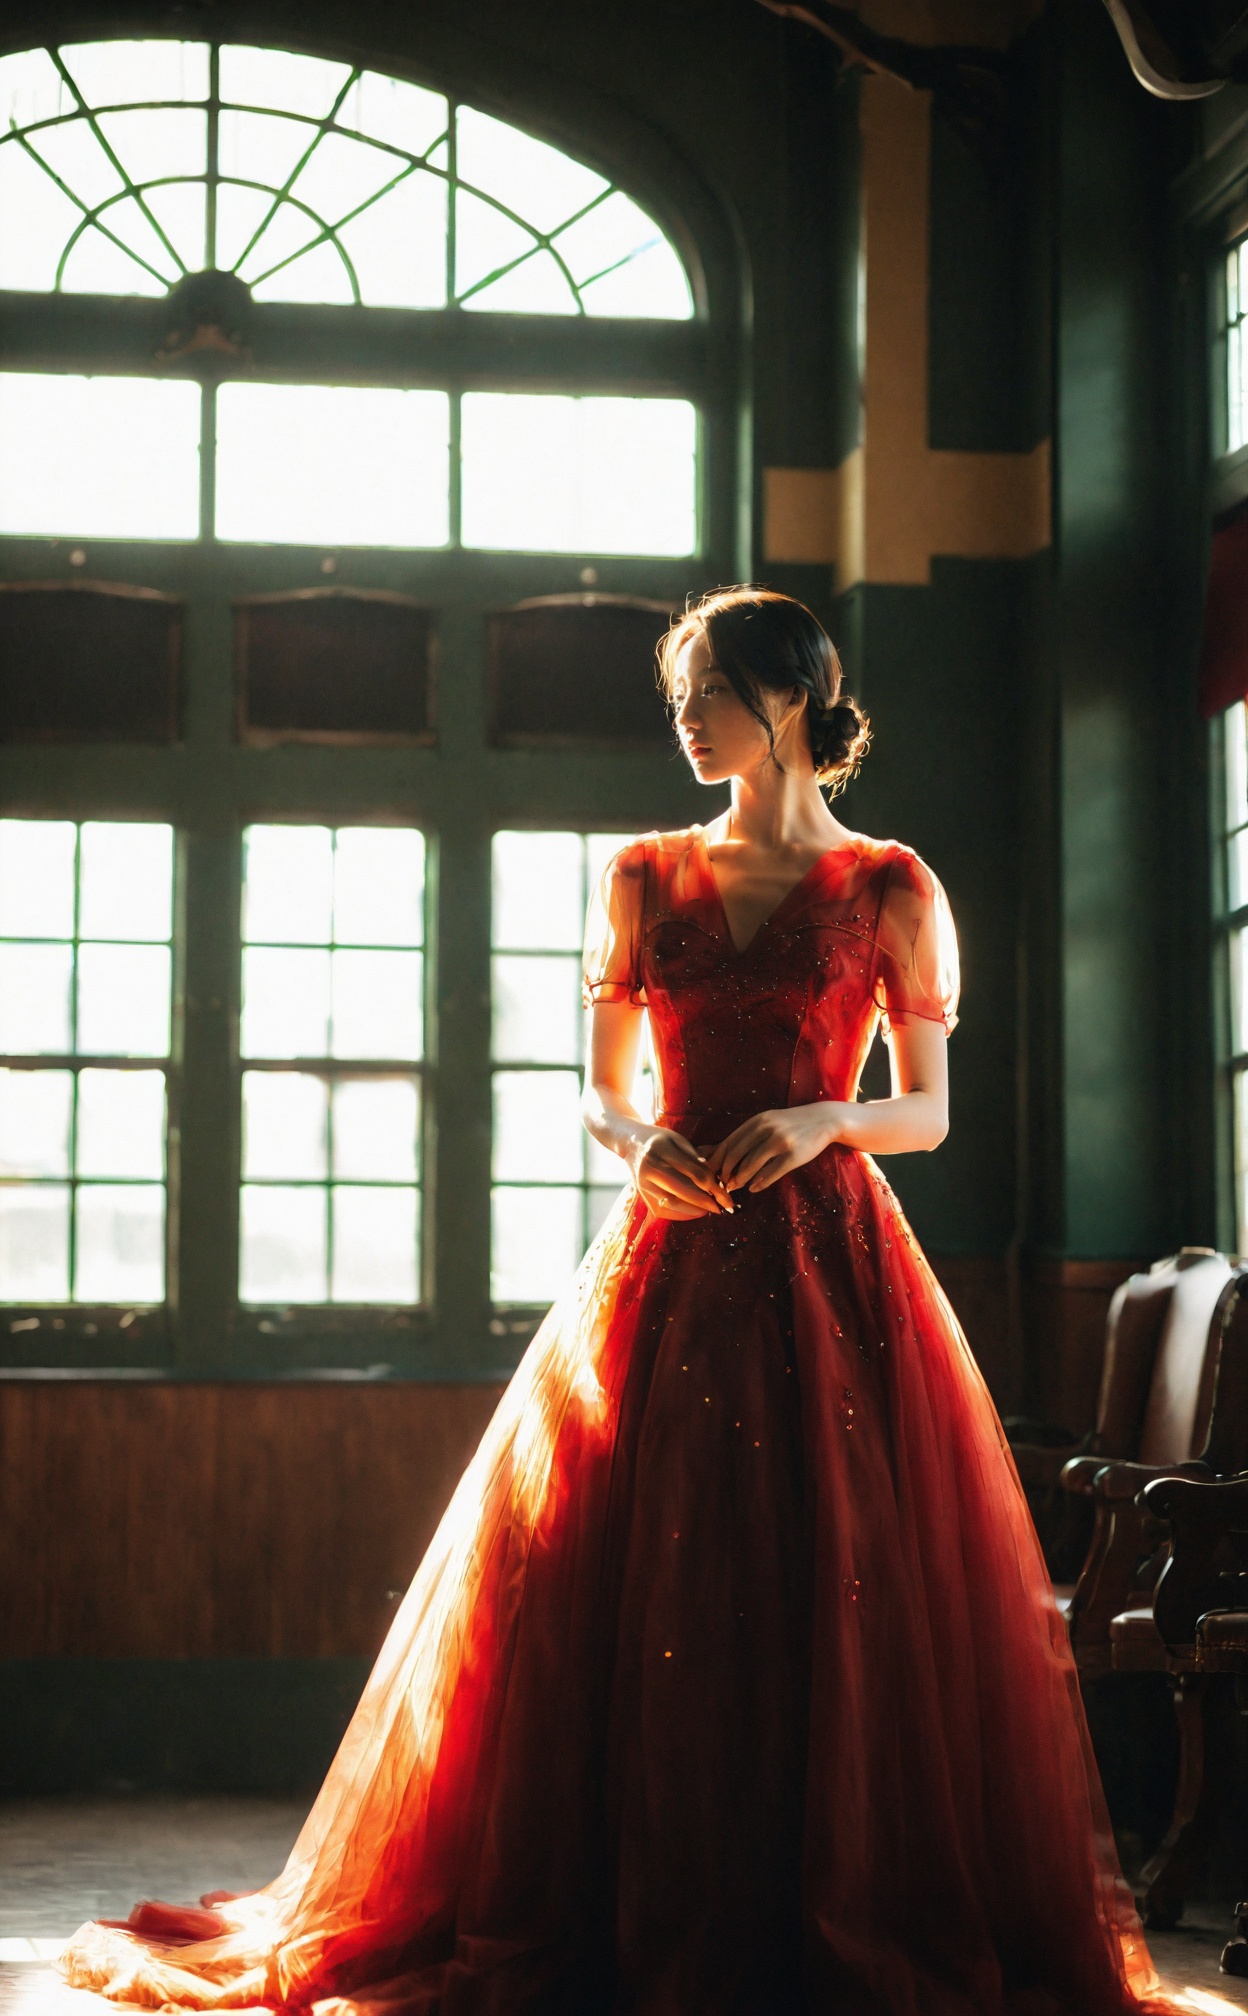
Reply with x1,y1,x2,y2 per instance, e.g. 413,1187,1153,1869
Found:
0,41,693,318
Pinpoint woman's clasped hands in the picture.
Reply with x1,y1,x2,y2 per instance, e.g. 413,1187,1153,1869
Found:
628,1103,848,1219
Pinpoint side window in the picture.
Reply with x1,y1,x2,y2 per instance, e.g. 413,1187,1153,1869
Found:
238,824,425,1305
0,819,173,1303
490,829,652,1304
1222,705,1248,1248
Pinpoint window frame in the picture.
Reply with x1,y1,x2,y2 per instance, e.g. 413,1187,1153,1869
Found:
237,818,431,1312
0,814,179,1314
0,29,746,1378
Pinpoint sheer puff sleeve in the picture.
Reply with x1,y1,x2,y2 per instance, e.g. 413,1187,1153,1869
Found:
872,847,960,1035
583,838,647,1008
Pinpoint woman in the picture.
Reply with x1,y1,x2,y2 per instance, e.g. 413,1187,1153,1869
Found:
63,589,1171,2014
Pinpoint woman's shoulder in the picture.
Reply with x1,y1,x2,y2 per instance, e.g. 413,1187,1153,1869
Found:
842,833,946,902
598,825,701,877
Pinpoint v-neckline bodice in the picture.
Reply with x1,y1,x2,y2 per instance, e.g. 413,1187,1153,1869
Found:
696,825,856,958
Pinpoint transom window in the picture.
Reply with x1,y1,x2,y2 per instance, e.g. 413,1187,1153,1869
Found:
0,41,692,318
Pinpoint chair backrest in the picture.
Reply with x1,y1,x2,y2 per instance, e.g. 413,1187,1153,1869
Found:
1201,1266,1248,1476
1093,1249,1233,1465
1138,1250,1234,1465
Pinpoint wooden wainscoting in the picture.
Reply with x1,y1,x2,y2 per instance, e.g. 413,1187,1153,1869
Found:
0,1381,501,1660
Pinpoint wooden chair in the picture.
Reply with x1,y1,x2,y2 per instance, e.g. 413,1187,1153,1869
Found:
1100,1270,1248,1926
1046,1248,1236,1672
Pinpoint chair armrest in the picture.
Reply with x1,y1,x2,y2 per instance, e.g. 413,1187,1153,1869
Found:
1144,1471,1248,1650
1061,1455,1108,1495
1092,1459,1211,1503
1143,1473,1248,1529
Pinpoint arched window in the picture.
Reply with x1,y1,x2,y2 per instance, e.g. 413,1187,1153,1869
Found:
0,42,692,318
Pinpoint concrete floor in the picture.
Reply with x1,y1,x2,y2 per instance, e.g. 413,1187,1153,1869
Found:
2,1797,1248,2013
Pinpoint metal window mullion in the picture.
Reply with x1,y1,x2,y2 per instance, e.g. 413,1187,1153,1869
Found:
228,68,361,277
206,43,220,269
326,1067,336,1302
200,380,216,543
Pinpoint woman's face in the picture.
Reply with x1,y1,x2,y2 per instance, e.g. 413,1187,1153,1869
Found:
671,630,799,786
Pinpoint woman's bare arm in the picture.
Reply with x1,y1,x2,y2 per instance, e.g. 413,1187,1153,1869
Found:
583,999,733,1217
708,1017,949,1193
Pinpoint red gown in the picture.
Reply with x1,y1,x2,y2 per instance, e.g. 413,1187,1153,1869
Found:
63,827,1173,2015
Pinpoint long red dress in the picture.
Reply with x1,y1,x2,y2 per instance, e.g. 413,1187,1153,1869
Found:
63,827,1172,2015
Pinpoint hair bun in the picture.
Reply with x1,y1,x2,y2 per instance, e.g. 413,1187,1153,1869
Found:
810,694,870,791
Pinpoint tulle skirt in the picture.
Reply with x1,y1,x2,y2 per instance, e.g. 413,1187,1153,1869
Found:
62,1141,1172,2015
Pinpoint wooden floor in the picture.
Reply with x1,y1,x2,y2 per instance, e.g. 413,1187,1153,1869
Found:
2,1796,1247,2013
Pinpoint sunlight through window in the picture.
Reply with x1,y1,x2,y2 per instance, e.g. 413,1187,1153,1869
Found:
0,819,173,1304
239,824,425,1305
0,40,692,318
0,374,200,540
490,830,652,1304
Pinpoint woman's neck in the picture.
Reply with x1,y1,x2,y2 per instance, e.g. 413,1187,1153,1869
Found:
714,764,846,856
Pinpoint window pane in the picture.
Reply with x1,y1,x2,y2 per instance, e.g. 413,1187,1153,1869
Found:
240,1183,326,1302
144,180,207,273
339,70,448,156
75,1182,164,1302
492,831,584,951
585,832,632,896
0,47,72,133
331,949,422,1059
491,1184,581,1303
578,236,693,322
456,107,608,238
0,820,76,938
331,1183,417,1302
77,944,171,1057
0,1184,70,1300
0,943,73,1054
1233,927,1248,1058
78,823,173,943
0,374,201,540
242,1070,328,1180
76,1067,165,1178
1232,829,1248,915
95,107,207,185
492,953,581,1064
1228,702,1248,838
493,1069,583,1182
287,130,402,229
215,171,311,267
249,234,356,307
332,1077,419,1181
216,384,450,547
334,829,424,946
554,191,692,320
461,393,696,556
587,1182,626,1243
1238,1067,1248,1253
220,44,351,119
0,1069,72,1177
336,173,447,311
241,947,331,1059
60,39,210,107
244,825,333,946
0,139,85,293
